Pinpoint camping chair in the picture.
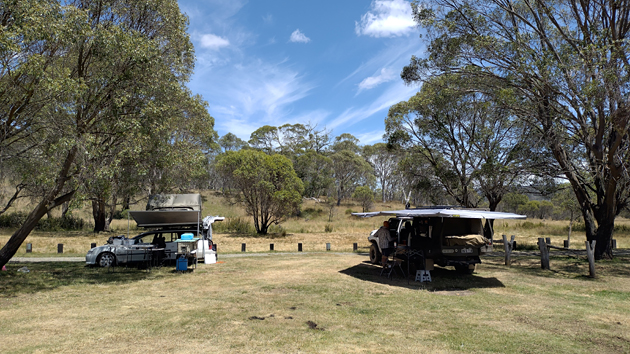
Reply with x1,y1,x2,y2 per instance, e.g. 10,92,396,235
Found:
380,247,406,279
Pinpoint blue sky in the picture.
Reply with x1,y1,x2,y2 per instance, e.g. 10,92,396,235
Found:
178,0,425,145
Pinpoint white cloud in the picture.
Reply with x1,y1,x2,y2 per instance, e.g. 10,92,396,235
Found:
354,130,387,145
192,58,316,139
200,33,230,50
262,14,273,24
289,29,311,43
355,0,416,38
328,80,418,130
358,68,395,92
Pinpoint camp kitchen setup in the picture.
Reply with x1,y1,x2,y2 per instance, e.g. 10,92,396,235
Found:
85,194,223,271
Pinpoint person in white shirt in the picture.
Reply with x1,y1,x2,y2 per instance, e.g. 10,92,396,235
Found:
375,220,393,267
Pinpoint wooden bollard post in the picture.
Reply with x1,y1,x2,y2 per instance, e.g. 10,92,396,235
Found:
585,240,596,278
241,243,246,252
353,243,358,251
270,243,274,251
612,239,617,249
26,243,32,253
298,243,303,252
326,243,331,251
537,238,550,270
511,235,516,250
502,234,512,266
91,243,96,249
545,237,551,245
57,243,63,254
563,240,570,249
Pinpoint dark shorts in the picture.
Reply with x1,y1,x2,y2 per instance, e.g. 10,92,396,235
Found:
381,248,392,257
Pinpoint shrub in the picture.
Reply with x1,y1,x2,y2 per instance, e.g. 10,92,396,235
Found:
0,212,85,231
213,217,253,234
345,209,355,215
324,224,333,233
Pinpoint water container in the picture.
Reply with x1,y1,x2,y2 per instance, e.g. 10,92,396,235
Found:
204,250,217,264
181,233,194,240
176,257,188,271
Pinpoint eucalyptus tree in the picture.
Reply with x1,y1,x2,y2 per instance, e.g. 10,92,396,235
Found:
405,0,630,258
216,149,303,234
0,0,209,267
387,74,528,210
362,143,400,203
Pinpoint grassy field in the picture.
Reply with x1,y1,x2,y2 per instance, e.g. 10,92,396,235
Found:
1,253,630,353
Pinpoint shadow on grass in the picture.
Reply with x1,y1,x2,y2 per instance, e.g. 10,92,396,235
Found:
339,261,505,291
483,255,630,279
0,262,171,298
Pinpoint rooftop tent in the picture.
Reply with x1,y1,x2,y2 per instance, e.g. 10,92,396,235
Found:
129,210,202,228
351,208,526,220
129,194,203,228
146,194,202,211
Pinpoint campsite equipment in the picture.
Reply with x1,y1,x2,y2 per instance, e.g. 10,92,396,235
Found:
176,257,188,271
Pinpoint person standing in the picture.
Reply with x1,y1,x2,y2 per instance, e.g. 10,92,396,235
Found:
375,220,393,267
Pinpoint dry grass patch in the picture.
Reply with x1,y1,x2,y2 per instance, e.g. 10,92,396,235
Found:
1,253,630,353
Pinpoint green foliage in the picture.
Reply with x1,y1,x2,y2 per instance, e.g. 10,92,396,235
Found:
0,212,85,231
216,150,304,234
324,224,333,233
345,209,356,215
503,193,529,213
212,217,254,234
352,186,375,212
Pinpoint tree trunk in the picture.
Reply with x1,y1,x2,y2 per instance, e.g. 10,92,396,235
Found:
122,196,130,210
0,146,78,268
594,209,615,260
61,201,70,218
92,198,107,233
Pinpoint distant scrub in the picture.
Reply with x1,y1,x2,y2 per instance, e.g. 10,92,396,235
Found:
0,212,86,231
212,217,253,234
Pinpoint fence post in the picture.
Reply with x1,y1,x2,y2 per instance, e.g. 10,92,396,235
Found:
537,238,549,270
298,243,303,252
563,240,570,249
545,237,551,245
57,244,63,254
353,243,358,252
511,235,516,250
612,239,617,249
26,243,32,253
502,234,512,266
585,240,596,278
326,243,331,251
241,243,246,252
270,243,274,251
91,243,96,249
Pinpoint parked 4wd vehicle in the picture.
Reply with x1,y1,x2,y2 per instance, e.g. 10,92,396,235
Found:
354,207,525,274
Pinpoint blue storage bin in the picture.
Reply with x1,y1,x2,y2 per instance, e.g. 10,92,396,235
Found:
176,257,188,271
181,233,194,240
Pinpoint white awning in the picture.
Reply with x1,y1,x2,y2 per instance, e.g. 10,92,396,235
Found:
351,208,526,220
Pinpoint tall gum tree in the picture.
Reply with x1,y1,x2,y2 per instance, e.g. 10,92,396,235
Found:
0,0,207,267
405,0,630,259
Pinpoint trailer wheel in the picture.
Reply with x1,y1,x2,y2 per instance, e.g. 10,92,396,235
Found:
369,243,381,264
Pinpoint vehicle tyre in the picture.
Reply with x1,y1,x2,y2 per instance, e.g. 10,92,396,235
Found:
98,252,116,268
455,264,474,274
369,243,381,264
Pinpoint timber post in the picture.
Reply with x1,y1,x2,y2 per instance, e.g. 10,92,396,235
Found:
585,240,596,278
537,238,550,270
502,234,513,266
